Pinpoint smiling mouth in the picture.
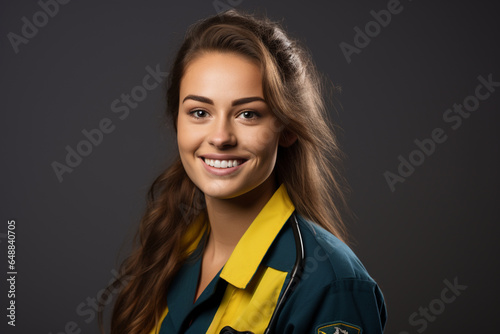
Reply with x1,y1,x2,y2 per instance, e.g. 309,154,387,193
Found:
202,158,246,169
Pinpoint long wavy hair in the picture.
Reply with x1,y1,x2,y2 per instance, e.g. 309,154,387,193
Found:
99,9,350,334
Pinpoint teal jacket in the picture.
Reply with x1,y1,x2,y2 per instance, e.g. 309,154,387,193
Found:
153,184,387,334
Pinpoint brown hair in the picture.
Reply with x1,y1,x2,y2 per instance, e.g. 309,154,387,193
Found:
99,9,350,334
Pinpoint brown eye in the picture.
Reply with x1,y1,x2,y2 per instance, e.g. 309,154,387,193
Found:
238,111,259,119
190,109,208,118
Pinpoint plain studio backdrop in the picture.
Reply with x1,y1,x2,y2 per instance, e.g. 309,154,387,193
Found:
1,0,499,333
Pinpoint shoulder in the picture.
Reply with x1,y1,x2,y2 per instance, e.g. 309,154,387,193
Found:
277,215,387,333
296,214,374,285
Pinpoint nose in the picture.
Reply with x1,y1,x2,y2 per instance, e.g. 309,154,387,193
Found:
207,117,236,149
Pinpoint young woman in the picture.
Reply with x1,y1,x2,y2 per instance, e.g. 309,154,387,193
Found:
101,9,387,334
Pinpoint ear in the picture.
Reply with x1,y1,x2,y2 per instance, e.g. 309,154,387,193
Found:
279,130,298,147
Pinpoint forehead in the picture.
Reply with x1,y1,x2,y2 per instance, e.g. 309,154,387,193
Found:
180,52,264,102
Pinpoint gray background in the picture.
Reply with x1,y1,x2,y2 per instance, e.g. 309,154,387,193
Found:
1,0,499,333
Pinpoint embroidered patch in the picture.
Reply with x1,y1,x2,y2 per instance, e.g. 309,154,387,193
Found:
317,322,362,334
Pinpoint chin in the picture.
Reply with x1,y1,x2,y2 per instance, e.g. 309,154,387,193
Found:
200,183,247,200
199,176,273,201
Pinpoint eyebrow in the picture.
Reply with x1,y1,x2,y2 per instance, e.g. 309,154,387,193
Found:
182,95,266,106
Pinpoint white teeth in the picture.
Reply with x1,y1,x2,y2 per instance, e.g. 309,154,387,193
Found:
204,158,242,168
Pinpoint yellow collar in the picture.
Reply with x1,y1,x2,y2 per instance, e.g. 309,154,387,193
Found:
219,183,295,289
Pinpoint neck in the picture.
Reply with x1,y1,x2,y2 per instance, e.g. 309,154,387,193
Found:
203,177,277,261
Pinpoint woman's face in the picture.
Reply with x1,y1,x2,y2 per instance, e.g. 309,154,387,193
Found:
177,52,282,200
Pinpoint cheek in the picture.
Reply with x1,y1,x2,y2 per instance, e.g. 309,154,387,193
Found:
177,127,198,166
248,125,281,158
177,118,199,152
177,125,202,181
177,128,188,151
